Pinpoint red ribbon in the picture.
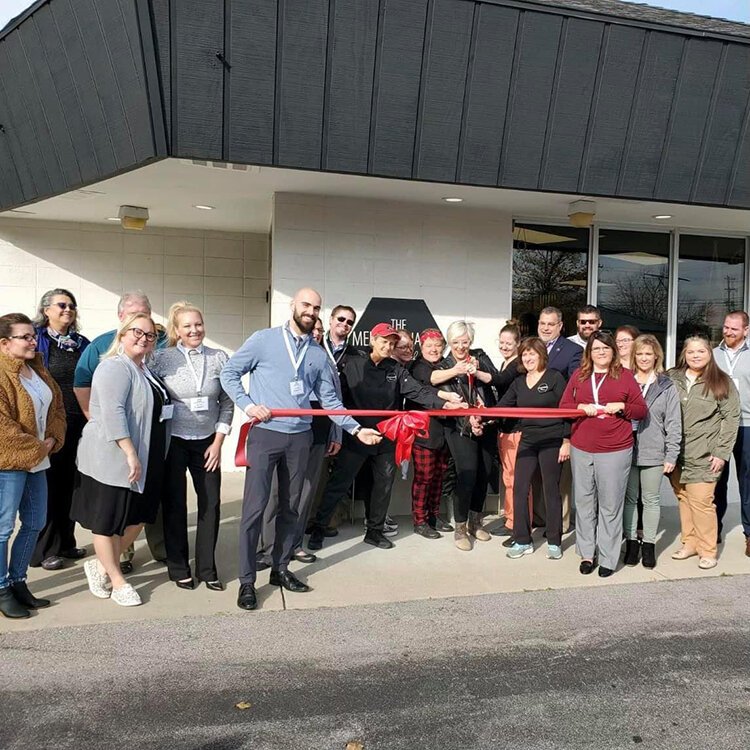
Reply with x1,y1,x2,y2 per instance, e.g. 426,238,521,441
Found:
234,406,583,468
376,412,430,465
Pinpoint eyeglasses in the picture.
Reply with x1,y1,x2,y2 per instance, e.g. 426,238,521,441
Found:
590,346,610,353
615,338,633,344
335,316,355,327
578,319,600,325
129,328,158,343
395,344,413,351
51,302,77,311
8,334,38,343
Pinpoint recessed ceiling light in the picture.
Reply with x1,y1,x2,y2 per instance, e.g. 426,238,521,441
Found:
652,214,672,220
106,217,120,221
193,204,215,210
442,197,463,203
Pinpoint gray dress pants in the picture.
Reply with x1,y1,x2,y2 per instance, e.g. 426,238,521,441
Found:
239,428,312,584
571,445,632,571
257,440,327,564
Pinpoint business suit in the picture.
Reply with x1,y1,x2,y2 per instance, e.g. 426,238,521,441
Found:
538,337,582,531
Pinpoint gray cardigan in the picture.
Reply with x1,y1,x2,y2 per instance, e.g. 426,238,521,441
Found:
76,355,171,493
632,373,682,467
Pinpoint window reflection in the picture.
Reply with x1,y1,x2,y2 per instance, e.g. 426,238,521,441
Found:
597,230,670,351
677,235,745,352
512,222,588,337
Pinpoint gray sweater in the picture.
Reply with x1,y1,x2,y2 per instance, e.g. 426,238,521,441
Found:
632,373,682,467
151,344,233,440
714,340,750,427
76,355,171,493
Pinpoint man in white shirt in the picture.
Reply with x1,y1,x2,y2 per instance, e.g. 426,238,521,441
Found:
713,310,750,556
568,305,602,349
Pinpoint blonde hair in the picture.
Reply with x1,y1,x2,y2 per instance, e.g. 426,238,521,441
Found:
166,301,204,346
446,320,475,345
631,334,665,374
103,312,156,359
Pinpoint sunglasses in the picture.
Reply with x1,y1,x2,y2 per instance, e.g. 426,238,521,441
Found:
129,327,157,343
51,302,77,311
335,315,355,327
578,319,599,325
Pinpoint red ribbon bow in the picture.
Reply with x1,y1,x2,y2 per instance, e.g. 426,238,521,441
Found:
376,411,430,465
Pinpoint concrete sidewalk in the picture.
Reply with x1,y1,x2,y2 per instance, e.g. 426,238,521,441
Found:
4,472,749,632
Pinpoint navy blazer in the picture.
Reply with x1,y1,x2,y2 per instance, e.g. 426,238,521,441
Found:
546,337,583,380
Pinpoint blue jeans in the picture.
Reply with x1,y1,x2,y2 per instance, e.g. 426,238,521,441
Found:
0,470,47,590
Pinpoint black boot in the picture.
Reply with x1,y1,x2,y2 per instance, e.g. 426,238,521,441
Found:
10,581,50,608
624,539,641,566
0,587,30,619
641,542,656,569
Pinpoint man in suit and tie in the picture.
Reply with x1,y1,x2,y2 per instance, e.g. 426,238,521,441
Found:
537,306,582,532
538,306,583,380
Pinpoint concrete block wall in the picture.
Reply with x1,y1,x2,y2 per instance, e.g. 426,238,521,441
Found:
0,218,269,351
270,193,514,361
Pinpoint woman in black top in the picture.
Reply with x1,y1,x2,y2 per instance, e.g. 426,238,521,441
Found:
30,288,90,571
408,328,461,539
498,337,570,560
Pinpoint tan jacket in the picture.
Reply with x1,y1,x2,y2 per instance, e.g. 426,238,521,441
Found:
668,370,740,484
0,352,66,471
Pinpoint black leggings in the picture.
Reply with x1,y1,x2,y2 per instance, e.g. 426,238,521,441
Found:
513,440,563,546
444,429,494,523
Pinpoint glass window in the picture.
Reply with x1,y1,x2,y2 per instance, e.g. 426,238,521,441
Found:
596,229,670,351
512,222,589,338
676,235,745,354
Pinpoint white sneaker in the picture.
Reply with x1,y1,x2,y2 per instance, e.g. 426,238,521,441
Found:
83,559,111,599
111,583,142,607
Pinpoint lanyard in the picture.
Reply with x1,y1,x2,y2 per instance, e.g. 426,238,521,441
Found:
283,326,310,380
323,336,344,367
724,346,745,378
590,373,606,406
143,366,170,405
181,346,206,395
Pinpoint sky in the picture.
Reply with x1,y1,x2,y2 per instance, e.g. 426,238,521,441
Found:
0,0,749,29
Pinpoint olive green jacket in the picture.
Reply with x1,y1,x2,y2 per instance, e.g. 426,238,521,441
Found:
668,370,740,484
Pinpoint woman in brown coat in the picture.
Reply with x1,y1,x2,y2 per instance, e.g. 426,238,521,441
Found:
0,313,66,619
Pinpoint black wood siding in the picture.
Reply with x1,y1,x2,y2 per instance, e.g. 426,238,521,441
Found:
0,0,167,210
2,0,749,211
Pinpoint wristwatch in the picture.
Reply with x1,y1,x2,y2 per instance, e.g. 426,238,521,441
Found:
352,426,362,437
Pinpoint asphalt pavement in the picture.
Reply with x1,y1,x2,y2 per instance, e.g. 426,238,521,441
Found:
2,575,750,749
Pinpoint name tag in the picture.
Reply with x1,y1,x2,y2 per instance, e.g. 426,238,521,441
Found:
161,404,174,421
187,396,209,412
290,379,305,397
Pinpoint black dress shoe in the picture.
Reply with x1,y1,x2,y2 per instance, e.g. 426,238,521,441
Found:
205,580,225,591
598,566,614,578
324,527,339,538
579,559,597,575
60,547,87,560
623,539,641,566
10,581,50,609
255,560,271,572
269,570,311,593
363,529,394,549
119,561,134,575
307,527,325,551
175,578,195,590
293,549,317,563
0,588,30,619
237,583,258,610
501,536,516,548
491,524,513,537
40,556,64,571
430,516,454,532
413,523,441,539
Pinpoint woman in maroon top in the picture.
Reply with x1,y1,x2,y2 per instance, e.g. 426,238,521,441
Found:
560,332,648,578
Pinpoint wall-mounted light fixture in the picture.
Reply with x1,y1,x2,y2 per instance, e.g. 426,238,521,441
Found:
567,199,596,228
118,205,149,230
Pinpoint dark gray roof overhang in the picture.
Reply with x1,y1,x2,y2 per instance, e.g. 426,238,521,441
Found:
1,0,749,213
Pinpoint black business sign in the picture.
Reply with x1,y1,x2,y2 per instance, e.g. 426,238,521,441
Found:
349,297,440,349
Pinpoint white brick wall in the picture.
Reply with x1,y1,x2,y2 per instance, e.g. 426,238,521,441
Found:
270,193,513,359
0,218,270,350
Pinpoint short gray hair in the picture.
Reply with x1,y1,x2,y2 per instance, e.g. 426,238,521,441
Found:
33,288,80,332
539,306,563,322
118,290,151,315
446,320,475,345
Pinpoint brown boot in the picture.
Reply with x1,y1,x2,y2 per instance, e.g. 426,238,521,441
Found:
454,522,473,551
467,511,491,542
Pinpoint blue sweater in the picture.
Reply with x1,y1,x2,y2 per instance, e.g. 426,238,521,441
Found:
220,325,359,435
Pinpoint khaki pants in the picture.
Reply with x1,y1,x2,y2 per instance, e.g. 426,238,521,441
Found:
669,467,718,559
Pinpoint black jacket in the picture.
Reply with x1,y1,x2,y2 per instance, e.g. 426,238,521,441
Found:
407,357,447,451
339,351,445,454
547,337,583,381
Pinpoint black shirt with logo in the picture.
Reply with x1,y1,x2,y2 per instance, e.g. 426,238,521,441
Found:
408,357,446,451
498,369,570,446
